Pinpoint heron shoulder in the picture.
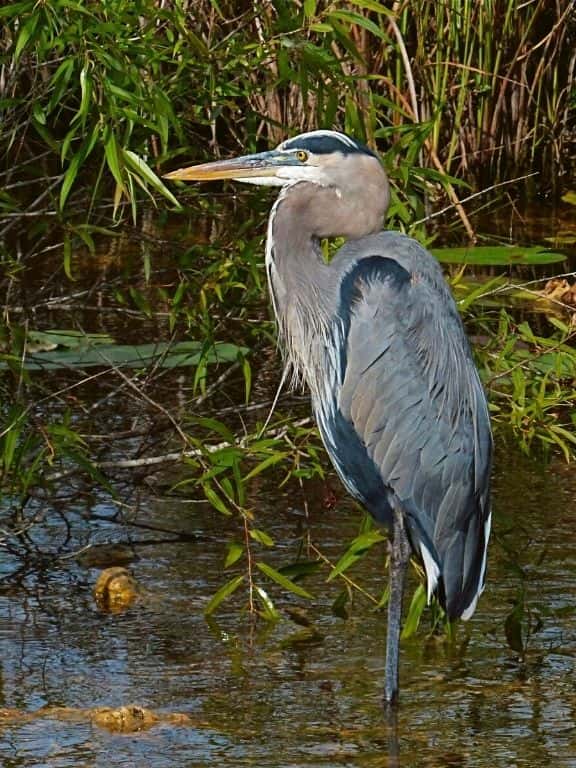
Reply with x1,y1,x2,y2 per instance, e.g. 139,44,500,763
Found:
332,231,446,290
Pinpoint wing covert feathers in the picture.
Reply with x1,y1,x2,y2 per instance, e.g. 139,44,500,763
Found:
329,240,492,620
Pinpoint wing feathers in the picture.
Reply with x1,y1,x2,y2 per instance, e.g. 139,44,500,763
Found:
331,249,492,619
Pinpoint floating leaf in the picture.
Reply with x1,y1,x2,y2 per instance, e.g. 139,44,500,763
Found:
432,245,566,266
0,341,248,371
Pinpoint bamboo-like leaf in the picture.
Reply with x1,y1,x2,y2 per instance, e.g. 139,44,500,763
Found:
202,484,231,516
249,528,275,547
0,1,34,17
327,529,386,581
303,0,317,18
224,542,243,568
348,0,393,15
74,65,92,125
254,585,280,621
63,232,74,281
243,452,287,481
204,575,244,616
242,356,252,404
122,150,181,208
14,13,38,61
104,132,126,193
59,125,100,207
256,561,314,599
328,10,388,41
401,584,427,639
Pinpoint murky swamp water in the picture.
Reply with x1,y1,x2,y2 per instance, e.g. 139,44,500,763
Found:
1,198,576,766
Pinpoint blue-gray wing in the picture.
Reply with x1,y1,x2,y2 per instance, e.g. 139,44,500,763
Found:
328,244,492,620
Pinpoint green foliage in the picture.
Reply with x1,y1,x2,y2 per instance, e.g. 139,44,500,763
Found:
1,0,574,235
1,0,187,219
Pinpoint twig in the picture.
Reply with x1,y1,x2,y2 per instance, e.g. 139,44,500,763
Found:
309,543,380,606
44,417,313,482
413,172,539,225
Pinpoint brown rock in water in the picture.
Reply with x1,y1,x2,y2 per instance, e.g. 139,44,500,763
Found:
93,567,139,613
91,705,157,732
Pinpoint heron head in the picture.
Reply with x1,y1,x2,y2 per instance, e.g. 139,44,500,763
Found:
165,130,390,237
165,130,386,188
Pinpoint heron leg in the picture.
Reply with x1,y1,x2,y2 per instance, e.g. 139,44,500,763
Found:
384,504,411,705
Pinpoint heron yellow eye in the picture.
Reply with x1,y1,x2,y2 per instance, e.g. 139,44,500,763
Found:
296,150,308,163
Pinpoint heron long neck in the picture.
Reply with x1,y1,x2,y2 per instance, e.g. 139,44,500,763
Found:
265,184,337,391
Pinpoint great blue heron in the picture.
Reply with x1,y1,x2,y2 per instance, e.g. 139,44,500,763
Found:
165,130,492,704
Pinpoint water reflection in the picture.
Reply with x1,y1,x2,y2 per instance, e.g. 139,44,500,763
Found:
1,445,576,766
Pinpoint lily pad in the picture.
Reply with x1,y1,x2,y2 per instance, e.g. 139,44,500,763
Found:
0,340,247,371
432,245,566,266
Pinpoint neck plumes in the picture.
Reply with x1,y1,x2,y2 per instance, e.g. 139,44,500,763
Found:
264,168,389,396
265,183,334,392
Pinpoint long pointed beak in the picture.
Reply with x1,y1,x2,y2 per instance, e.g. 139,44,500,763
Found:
163,149,298,182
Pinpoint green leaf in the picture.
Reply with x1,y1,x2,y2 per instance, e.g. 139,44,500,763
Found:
331,589,350,619
303,0,317,17
63,232,74,281
242,356,252,403
0,340,248,371
0,1,34,18
254,585,281,621
561,191,576,206
327,529,386,581
74,65,92,125
432,245,566,266
202,484,231,516
14,12,39,62
504,600,525,654
256,561,314,599
26,330,113,348
401,584,427,639
122,150,181,208
243,452,287,481
328,10,387,41
249,528,275,547
224,541,243,568
348,0,393,14
60,149,84,210
104,131,126,193
204,575,244,616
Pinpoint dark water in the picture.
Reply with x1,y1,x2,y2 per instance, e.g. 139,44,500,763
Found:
2,453,576,766
2,200,576,766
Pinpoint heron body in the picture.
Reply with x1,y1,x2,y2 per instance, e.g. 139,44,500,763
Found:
166,130,492,704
